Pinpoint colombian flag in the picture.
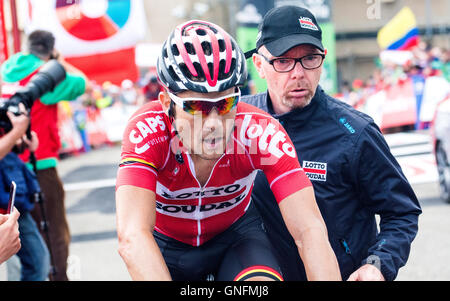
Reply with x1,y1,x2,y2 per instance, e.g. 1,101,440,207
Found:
377,7,419,51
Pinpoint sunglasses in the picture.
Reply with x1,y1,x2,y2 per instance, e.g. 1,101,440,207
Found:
168,90,240,116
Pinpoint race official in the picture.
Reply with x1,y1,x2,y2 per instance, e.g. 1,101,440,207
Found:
243,5,422,281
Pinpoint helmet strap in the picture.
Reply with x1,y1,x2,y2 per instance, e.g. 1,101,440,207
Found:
168,100,178,135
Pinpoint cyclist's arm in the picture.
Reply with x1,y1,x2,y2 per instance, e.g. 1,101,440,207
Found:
278,186,341,281
116,185,171,280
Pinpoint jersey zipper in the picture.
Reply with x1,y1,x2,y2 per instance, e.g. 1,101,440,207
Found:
185,153,225,246
197,187,203,247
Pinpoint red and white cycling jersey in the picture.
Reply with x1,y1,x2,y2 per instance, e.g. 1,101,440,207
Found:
116,101,311,246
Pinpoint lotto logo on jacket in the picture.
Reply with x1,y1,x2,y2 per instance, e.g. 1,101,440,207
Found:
302,161,327,182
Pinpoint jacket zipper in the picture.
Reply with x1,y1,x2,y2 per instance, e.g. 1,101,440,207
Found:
339,239,351,254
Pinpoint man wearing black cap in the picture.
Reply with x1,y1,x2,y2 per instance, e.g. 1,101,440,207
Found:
243,5,421,281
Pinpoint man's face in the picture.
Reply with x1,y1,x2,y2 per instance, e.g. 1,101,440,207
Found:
254,44,324,114
161,88,237,161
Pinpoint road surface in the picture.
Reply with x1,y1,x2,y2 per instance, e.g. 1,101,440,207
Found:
1,131,448,281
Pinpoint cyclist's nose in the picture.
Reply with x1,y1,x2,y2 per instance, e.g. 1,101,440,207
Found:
206,107,220,118
203,108,221,130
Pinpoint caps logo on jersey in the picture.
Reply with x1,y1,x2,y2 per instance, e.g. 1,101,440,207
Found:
129,115,167,154
299,17,319,31
302,161,327,181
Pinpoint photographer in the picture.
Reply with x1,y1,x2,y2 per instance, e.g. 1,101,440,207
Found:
0,102,50,280
1,30,88,281
0,105,23,265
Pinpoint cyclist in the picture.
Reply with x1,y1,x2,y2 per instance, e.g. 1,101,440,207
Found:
115,20,341,281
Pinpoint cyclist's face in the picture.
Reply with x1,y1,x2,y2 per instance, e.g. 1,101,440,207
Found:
161,88,237,160
254,44,324,114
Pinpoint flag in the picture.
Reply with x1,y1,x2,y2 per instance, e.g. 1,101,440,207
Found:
25,0,147,85
377,6,419,51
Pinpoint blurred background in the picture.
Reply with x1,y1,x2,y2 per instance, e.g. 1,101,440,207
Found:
1,1,449,90
0,0,449,280
1,0,448,136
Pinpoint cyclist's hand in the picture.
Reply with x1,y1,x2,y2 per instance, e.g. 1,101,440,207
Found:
347,264,385,281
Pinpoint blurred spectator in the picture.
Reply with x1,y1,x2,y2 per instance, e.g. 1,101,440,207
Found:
1,30,88,281
352,78,364,91
0,104,23,266
120,79,138,105
240,72,257,96
142,75,162,102
442,49,450,82
0,101,49,280
339,43,449,112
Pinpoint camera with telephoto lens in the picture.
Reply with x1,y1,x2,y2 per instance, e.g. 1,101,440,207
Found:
0,60,66,132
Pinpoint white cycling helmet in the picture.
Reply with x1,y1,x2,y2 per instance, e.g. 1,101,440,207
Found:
157,20,247,94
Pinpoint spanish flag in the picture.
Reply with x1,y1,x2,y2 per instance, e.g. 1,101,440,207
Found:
377,7,419,51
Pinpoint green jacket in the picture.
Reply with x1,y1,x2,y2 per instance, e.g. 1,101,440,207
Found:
1,53,86,169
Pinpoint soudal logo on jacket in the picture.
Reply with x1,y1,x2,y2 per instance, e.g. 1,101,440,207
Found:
302,160,327,181
299,17,319,31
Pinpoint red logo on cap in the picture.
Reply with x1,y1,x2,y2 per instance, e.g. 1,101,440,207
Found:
299,17,319,31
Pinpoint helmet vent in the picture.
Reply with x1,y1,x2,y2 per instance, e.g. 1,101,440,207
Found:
207,63,214,78
184,42,196,55
201,41,212,56
218,60,227,80
171,44,180,56
196,29,207,36
168,65,181,83
218,39,225,52
192,62,205,82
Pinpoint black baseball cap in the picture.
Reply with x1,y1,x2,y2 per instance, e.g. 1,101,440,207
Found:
245,5,324,59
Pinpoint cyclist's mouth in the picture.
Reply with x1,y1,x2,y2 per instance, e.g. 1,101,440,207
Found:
203,137,223,149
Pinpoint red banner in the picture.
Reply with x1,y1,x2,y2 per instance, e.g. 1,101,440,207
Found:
66,47,138,86
0,0,9,63
381,79,417,130
25,0,146,85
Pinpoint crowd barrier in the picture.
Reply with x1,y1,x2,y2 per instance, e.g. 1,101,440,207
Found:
58,101,139,155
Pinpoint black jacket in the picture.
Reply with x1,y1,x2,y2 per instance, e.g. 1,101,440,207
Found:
242,87,422,280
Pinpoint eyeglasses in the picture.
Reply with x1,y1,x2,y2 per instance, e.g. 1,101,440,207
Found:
259,53,325,72
168,89,240,116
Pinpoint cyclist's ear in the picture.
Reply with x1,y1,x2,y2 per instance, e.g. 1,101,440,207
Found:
159,91,171,115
